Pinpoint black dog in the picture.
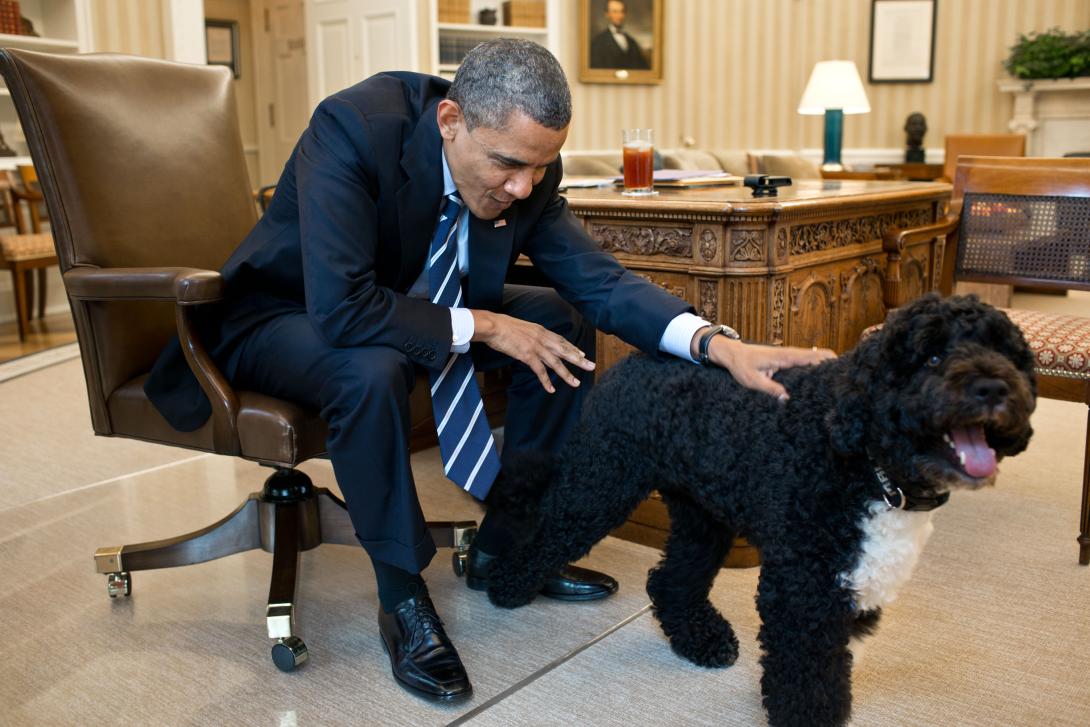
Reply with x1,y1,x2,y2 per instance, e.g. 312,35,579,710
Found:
485,294,1036,727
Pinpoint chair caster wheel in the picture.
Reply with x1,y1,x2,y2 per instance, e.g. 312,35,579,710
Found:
452,550,468,576
271,636,308,672
106,572,131,598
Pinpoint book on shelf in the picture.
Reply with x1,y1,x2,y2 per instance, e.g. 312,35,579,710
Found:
0,0,21,36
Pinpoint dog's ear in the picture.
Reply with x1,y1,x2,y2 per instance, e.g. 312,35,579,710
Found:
826,334,879,456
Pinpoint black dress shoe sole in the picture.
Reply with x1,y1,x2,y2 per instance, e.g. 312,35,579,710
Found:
379,633,473,703
467,574,618,601
539,583,619,601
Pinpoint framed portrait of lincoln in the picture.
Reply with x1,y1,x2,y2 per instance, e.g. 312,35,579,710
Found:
579,0,663,85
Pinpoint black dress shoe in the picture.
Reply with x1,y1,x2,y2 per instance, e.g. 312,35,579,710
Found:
465,546,619,601
377,592,472,702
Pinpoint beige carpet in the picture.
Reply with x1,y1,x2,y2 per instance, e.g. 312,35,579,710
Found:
1,319,1088,725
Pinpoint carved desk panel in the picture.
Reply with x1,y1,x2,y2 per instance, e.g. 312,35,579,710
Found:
562,180,951,370
561,181,951,563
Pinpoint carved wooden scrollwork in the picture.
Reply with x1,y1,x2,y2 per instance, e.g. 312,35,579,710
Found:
592,223,693,257
635,272,687,300
776,229,788,260
784,208,932,255
730,230,764,262
789,272,838,349
840,256,882,300
699,228,718,262
699,280,718,321
771,277,786,345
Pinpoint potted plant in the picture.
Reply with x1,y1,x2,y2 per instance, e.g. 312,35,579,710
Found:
1004,27,1090,79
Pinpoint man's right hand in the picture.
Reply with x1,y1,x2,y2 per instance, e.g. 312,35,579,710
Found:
470,310,595,393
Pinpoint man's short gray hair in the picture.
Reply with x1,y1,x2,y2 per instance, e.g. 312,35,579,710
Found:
447,38,571,131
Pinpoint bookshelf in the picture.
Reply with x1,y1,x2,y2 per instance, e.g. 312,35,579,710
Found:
429,0,558,79
0,0,91,170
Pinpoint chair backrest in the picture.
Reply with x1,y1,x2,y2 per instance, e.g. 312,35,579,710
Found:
16,163,37,190
941,155,1090,295
0,49,257,428
942,133,1026,186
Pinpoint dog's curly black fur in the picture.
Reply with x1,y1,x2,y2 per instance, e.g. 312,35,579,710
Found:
485,294,1036,727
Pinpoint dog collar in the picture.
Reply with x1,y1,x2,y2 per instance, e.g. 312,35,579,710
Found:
872,465,950,511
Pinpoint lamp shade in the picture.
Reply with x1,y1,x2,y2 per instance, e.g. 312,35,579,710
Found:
797,60,871,115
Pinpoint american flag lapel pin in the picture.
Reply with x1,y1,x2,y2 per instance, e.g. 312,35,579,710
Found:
494,218,507,228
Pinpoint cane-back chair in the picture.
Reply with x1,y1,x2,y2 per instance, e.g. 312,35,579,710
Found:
884,155,1090,565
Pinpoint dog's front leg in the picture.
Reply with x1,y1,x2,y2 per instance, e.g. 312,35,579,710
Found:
756,560,855,727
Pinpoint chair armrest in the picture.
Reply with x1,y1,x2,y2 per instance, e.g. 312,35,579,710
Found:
882,209,961,253
64,265,240,454
64,266,225,304
881,207,962,311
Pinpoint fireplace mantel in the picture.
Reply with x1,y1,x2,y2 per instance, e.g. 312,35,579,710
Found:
998,77,1090,156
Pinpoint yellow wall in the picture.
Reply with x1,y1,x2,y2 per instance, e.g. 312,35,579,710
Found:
89,0,166,57
558,0,1090,151
88,0,1090,154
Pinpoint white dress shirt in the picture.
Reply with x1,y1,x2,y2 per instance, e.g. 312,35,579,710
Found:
409,151,710,362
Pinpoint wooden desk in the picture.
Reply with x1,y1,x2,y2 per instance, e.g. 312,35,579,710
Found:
876,162,946,181
563,180,951,369
561,180,952,563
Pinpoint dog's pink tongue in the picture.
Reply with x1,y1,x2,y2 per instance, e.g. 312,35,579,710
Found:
950,426,997,478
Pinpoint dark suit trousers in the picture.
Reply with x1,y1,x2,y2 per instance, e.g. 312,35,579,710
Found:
229,284,596,574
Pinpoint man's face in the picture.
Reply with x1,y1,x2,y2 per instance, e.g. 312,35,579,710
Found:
437,100,568,221
605,1,626,27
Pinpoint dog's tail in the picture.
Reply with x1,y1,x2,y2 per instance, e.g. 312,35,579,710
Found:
486,450,557,525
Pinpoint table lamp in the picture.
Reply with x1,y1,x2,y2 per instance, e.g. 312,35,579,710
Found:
797,60,871,172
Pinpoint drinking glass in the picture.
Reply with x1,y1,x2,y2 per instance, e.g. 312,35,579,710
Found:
622,128,655,196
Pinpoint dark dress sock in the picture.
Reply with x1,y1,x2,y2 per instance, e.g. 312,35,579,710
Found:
370,554,427,612
473,509,517,556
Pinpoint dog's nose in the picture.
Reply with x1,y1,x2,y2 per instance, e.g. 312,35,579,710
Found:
972,377,1010,407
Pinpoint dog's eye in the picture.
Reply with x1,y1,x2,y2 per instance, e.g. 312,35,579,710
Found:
926,355,942,367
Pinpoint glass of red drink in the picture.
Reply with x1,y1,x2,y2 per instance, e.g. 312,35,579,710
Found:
622,128,655,196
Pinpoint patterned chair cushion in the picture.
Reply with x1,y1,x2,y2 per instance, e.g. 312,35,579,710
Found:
860,307,1090,380
1002,308,1090,380
0,232,55,262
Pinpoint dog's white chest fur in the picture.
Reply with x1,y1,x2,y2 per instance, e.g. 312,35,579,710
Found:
841,501,934,612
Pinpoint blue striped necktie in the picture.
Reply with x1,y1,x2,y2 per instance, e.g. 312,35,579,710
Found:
427,193,500,499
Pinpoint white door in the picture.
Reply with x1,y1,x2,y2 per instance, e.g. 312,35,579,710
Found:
306,0,417,108
253,0,309,185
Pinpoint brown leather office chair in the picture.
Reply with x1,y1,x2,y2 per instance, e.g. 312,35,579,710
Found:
0,48,494,671
884,156,1090,565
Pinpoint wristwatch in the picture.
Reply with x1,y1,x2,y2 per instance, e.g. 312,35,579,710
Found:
698,324,741,366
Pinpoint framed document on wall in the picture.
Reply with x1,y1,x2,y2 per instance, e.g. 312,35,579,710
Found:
579,0,663,85
205,19,241,79
868,0,937,83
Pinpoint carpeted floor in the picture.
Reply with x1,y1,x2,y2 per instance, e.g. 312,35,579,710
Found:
1,296,1088,726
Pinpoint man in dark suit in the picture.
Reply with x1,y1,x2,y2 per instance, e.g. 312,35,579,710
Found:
590,0,650,70
145,38,830,701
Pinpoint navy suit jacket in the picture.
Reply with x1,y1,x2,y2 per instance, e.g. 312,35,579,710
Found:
145,72,691,431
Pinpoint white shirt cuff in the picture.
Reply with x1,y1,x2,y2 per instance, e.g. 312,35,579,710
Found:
659,312,711,364
450,307,474,353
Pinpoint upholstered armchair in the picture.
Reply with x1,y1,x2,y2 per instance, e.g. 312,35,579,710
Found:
0,48,497,670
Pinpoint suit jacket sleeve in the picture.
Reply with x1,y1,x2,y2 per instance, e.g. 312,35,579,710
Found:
522,167,693,356
294,97,451,366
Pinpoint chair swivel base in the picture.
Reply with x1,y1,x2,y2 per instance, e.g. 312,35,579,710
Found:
93,467,478,671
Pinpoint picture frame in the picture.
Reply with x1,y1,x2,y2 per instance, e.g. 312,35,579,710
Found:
205,19,240,79
868,0,937,83
579,0,663,85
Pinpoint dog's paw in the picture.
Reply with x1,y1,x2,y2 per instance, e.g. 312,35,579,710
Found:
486,582,537,609
483,553,544,609
659,603,739,668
